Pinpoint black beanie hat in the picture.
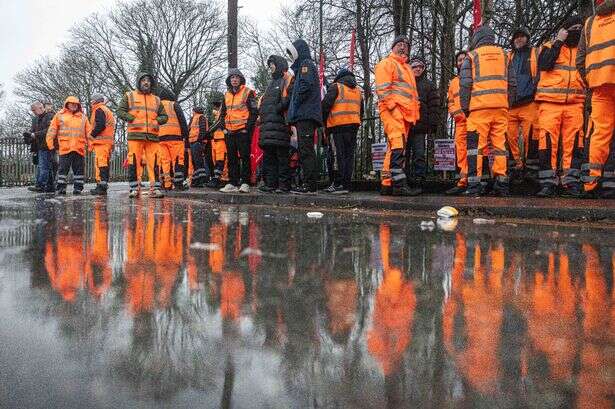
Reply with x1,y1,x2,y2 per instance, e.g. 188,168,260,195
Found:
391,35,410,49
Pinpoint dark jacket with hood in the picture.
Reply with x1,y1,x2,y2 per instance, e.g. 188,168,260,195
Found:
576,0,615,85
220,68,258,136
158,88,189,145
508,28,540,107
259,55,292,147
117,71,168,142
27,111,54,151
321,69,364,134
286,39,323,125
460,26,517,112
410,61,440,134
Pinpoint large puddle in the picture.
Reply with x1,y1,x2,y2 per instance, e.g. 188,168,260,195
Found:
0,197,614,408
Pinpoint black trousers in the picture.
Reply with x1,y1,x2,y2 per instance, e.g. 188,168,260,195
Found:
225,130,252,186
57,152,84,191
190,141,208,185
405,132,427,179
296,120,319,190
332,131,357,190
262,145,291,189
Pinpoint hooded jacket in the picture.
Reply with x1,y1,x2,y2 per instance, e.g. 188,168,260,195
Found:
576,0,615,84
220,68,258,135
259,55,292,147
321,69,364,133
508,28,540,107
412,66,440,134
286,39,323,125
46,96,92,156
460,26,517,112
116,72,168,142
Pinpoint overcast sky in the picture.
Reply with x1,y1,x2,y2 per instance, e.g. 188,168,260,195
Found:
0,0,284,103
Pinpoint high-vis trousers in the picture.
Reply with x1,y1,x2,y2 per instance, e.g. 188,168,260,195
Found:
466,108,509,187
583,84,615,192
92,143,112,188
128,140,161,191
159,141,186,189
538,102,584,188
454,118,468,188
57,152,85,192
212,138,227,180
381,108,411,187
507,102,539,172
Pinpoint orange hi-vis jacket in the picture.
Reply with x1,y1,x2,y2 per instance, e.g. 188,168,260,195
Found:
326,83,362,128
159,100,182,140
225,85,252,131
89,103,115,146
536,42,585,104
212,110,225,140
468,46,509,111
374,52,419,124
46,97,91,156
189,112,208,143
583,13,615,88
447,76,464,119
125,90,162,135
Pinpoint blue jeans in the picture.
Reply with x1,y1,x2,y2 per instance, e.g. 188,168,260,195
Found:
36,150,55,191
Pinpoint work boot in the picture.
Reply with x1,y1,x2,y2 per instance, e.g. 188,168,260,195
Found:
491,181,510,197
207,178,221,189
561,184,583,198
536,185,557,198
128,189,140,198
291,185,317,195
258,185,276,193
380,185,392,196
462,184,483,197
392,184,422,197
445,185,466,196
150,189,164,198
89,185,107,196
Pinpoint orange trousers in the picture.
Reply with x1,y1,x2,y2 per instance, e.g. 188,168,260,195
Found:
159,140,185,188
380,108,411,187
466,108,509,185
583,84,615,192
454,117,468,187
128,140,161,190
538,102,584,187
212,138,228,179
507,102,539,168
91,143,113,184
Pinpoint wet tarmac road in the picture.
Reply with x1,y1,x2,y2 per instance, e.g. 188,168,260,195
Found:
0,191,614,408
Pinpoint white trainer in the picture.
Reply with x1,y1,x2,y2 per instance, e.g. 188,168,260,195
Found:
219,184,239,193
239,183,250,193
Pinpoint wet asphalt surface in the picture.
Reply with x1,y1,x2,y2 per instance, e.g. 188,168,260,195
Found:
0,187,614,409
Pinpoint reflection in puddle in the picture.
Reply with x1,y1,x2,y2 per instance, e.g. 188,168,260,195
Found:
1,199,614,408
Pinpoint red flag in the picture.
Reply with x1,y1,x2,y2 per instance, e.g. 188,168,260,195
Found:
472,0,482,32
250,126,264,184
319,51,326,99
349,28,356,72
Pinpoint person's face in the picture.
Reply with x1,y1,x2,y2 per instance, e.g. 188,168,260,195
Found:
230,75,241,87
514,34,528,49
393,41,409,58
269,62,276,74
411,62,425,77
33,105,44,116
67,102,79,113
140,76,152,92
456,53,467,70
568,23,582,31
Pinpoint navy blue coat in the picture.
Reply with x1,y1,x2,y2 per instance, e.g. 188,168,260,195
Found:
286,40,323,126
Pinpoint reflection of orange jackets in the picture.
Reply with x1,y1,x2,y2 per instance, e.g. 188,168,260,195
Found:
325,278,357,342
527,250,578,381
577,245,615,409
443,233,467,352
220,271,245,321
367,224,416,375
45,233,85,303
85,205,111,299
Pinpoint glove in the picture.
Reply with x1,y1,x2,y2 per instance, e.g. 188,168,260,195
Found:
32,153,38,165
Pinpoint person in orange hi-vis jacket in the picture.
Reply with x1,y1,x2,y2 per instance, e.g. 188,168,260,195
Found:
577,0,615,199
46,96,92,195
374,35,421,197
446,51,470,195
88,94,115,196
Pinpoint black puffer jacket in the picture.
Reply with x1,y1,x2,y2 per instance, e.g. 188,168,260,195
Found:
413,72,440,134
259,55,291,148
